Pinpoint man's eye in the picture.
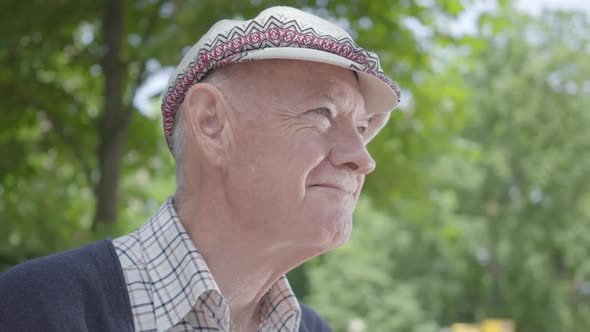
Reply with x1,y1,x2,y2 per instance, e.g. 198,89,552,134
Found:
309,108,334,126
313,107,332,118
356,115,374,135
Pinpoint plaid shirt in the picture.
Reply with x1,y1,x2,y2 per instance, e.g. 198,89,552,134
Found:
113,197,301,332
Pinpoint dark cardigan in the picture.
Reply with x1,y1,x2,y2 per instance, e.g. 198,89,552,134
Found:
0,240,332,332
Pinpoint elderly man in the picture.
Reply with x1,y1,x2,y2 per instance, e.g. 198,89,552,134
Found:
0,6,399,332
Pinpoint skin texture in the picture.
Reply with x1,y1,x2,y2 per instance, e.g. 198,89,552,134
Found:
173,59,388,331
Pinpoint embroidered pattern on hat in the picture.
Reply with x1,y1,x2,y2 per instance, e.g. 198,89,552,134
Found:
161,15,401,151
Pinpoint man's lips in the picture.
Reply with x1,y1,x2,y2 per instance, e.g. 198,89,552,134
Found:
309,184,355,195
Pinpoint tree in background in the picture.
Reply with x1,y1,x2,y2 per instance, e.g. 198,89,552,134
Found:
456,10,590,331
305,9,590,332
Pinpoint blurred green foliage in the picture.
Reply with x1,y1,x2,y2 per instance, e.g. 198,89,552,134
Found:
1,0,589,331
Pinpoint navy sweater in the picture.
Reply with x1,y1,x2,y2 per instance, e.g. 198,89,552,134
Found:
0,240,332,331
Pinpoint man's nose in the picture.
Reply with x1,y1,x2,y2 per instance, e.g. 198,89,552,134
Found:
328,131,376,175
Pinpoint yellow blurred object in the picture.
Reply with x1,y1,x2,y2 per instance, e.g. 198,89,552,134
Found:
480,319,516,332
451,323,480,332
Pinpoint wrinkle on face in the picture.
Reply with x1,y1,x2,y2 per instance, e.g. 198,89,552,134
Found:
269,105,318,137
303,85,363,116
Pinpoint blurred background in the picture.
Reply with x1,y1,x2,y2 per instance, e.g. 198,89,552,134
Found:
1,0,589,331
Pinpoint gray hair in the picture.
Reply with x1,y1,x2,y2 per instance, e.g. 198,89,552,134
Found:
171,107,186,162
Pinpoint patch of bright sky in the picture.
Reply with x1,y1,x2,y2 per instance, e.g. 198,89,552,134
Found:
133,62,173,117
134,0,590,116
515,0,590,16
448,0,590,36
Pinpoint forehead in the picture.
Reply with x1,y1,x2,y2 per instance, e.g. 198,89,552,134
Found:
222,60,364,106
265,60,359,90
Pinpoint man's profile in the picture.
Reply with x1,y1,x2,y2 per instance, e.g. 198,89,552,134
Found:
0,6,400,331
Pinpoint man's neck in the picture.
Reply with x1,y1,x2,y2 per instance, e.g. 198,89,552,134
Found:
173,191,302,328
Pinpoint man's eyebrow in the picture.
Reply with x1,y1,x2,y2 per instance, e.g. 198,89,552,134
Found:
360,113,375,121
312,89,368,116
317,92,392,124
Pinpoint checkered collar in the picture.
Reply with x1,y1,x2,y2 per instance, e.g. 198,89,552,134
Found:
137,196,301,331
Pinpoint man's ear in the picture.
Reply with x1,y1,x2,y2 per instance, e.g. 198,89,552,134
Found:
182,83,230,165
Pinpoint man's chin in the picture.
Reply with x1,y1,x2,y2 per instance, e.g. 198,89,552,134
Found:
305,215,353,251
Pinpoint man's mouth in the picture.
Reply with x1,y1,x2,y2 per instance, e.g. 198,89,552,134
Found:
309,184,355,195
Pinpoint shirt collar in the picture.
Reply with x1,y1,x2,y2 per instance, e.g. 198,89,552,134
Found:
260,276,301,332
138,196,301,331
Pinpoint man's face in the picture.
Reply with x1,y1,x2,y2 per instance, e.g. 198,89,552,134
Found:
220,60,380,251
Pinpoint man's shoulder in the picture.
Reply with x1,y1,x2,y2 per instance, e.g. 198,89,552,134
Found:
0,240,133,331
0,240,117,292
299,302,333,332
